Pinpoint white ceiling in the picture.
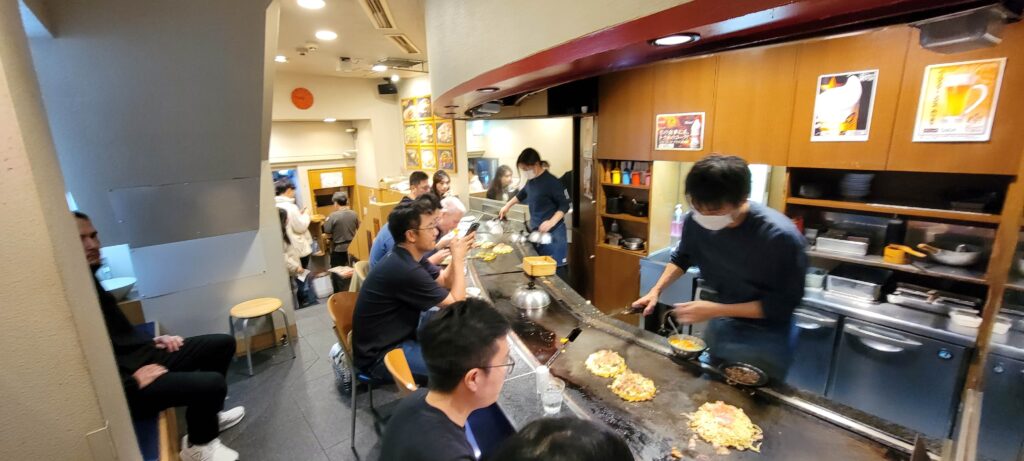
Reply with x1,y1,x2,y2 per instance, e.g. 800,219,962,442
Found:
275,0,428,79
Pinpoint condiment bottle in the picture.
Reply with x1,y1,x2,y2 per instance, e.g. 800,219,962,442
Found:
611,162,621,184
622,161,632,185
631,168,641,185
602,164,612,184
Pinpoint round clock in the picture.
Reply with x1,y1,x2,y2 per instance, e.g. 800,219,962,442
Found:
291,88,313,110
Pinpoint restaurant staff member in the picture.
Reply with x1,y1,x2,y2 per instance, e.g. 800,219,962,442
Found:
632,155,806,380
499,148,571,280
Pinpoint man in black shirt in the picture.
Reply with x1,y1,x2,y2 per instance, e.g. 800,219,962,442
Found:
380,298,513,461
352,200,473,382
322,191,359,268
76,212,245,461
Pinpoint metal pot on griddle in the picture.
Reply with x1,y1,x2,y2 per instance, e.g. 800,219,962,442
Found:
512,277,550,310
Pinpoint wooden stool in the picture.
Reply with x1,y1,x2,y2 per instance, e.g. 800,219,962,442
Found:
228,297,295,376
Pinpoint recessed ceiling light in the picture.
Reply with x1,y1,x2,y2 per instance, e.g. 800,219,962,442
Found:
323,117,337,123
476,87,499,93
371,64,388,72
651,33,700,46
274,55,288,63
390,74,400,82
315,30,337,41
297,0,325,9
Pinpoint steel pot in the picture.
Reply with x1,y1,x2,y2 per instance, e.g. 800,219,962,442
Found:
606,195,624,215
917,242,983,267
621,238,645,251
511,280,550,310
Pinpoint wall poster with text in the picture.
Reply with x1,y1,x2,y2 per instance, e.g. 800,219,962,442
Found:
912,58,1006,142
811,69,878,142
655,112,705,150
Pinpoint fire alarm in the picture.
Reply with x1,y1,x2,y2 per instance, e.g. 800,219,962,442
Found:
291,88,313,110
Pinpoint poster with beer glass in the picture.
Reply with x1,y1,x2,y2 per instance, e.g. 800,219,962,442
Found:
912,58,1005,142
811,70,878,142
655,112,704,150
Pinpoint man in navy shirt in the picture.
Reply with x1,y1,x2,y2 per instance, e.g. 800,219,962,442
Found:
498,148,571,280
353,199,473,382
632,155,806,379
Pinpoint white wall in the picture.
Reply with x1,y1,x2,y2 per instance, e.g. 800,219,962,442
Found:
481,118,574,179
270,120,356,163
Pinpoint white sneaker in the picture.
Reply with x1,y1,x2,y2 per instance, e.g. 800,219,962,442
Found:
218,406,245,432
179,435,239,461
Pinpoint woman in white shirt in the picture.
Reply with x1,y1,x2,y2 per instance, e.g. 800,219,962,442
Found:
273,180,313,268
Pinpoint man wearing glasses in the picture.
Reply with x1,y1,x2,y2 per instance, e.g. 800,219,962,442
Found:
353,200,474,383
380,298,513,461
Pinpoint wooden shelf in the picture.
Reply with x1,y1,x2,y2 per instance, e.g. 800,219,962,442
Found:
786,197,1001,224
1007,274,1024,292
600,182,650,190
600,212,649,224
598,242,648,257
807,248,988,285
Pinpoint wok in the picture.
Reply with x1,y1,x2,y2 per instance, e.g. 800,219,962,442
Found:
917,241,983,267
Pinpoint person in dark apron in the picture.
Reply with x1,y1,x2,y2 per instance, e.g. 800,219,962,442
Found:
632,155,806,381
498,148,571,281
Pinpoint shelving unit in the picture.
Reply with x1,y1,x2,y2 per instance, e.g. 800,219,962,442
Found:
598,242,647,257
600,182,650,190
807,248,988,285
786,197,1001,224
595,160,653,257
1007,274,1024,292
599,212,649,223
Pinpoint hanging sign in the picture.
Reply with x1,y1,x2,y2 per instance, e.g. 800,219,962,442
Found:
912,58,1006,142
655,112,705,150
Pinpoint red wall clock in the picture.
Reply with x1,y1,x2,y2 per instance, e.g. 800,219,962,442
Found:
291,88,313,110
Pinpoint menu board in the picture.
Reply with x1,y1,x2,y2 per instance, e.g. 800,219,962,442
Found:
655,112,704,150
811,70,878,142
912,58,1006,142
401,94,457,171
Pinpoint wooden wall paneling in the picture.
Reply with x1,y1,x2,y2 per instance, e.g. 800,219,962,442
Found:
713,46,798,165
597,66,654,160
887,25,1024,175
651,55,719,162
593,243,642,315
787,27,912,170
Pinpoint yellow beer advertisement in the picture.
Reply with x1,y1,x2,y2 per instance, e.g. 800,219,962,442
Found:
912,58,1006,142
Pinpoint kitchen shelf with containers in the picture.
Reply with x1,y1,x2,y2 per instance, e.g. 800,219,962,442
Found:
596,160,652,256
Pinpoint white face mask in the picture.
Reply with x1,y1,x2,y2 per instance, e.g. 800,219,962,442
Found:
519,168,536,181
691,208,734,231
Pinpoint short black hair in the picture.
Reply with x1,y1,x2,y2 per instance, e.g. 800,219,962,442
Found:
275,179,295,196
685,154,751,209
387,200,434,244
420,298,511,393
415,193,441,212
490,417,633,461
409,170,429,187
73,211,90,220
516,148,541,167
332,192,349,206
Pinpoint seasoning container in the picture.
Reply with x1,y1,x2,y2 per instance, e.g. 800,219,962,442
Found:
884,218,906,246
622,161,632,185
611,162,621,184
602,164,612,184
631,169,641,185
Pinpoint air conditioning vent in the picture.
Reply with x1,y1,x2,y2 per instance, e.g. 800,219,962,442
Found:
359,0,397,30
386,34,421,54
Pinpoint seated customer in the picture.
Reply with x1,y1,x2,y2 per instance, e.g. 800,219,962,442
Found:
75,212,245,461
489,417,633,461
379,299,513,461
352,200,472,382
368,194,464,270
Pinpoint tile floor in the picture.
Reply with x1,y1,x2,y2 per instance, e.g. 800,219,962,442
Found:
214,301,397,461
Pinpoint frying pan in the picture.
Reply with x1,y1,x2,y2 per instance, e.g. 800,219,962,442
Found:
917,242,983,267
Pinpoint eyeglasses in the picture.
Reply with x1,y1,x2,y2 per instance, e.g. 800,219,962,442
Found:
478,354,516,373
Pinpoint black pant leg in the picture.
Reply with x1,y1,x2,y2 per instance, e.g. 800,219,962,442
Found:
299,255,310,269
160,334,235,377
330,251,349,267
130,371,227,445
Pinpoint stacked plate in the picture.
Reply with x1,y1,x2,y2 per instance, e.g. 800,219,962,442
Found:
839,173,874,200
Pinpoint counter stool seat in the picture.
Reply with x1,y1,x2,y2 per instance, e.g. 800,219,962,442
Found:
229,297,295,376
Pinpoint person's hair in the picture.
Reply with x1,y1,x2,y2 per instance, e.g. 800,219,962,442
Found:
489,417,633,461
487,165,514,200
685,154,751,209
416,193,442,212
332,191,349,206
278,207,291,245
388,200,434,244
409,170,429,187
541,160,550,169
440,196,466,216
468,165,477,175
275,179,295,196
516,148,541,167
431,170,451,197
420,298,511,393
73,211,90,220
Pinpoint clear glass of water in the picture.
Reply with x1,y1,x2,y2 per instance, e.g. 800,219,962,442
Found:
541,377,565,415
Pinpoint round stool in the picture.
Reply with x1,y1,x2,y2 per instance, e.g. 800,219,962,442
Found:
229,297,295,376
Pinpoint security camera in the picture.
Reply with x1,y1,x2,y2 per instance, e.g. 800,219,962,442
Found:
296,42,319,56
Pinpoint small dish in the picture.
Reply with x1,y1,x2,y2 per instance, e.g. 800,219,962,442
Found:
466,287,482,298
949,308,982,328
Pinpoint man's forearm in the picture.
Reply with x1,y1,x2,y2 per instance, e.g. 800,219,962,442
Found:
651,263,685,294
714,300,765,319
547,210,565,226
450,259,466,300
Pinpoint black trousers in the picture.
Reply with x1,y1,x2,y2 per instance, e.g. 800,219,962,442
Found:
329,251,349,268
128,334,236,445
330,251,350,292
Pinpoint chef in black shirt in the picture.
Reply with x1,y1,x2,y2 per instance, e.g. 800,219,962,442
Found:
498,148,571,280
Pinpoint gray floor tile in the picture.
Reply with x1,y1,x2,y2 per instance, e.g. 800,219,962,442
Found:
325,433,381,461
224,394,328,461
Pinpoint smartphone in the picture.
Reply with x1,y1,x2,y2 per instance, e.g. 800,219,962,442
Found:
467,222,481,234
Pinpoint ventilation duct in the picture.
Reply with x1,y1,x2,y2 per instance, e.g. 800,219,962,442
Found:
359,0,397,30
386,34,422,54
914,4,1020,54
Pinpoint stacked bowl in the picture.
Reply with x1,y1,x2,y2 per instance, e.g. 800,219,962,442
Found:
839,173,874,200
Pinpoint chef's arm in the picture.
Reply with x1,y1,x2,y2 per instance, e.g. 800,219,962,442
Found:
650,262,685,295
545,210,565,227
758,235,808,323
713,300,765,319
498,197,520,219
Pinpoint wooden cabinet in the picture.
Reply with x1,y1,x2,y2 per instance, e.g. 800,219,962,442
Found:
712,46,798,165
651,56,719,162
787,27,911,170
887,25,1024,175
593,243,642,315
597,67,654,160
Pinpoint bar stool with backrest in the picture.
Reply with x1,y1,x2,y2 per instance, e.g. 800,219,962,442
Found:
229,297,295,376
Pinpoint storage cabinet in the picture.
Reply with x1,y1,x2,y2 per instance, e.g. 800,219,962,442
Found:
651,56,718,162
597,67,653,160
593,243,642,316
787,27,911,170
712,46,798,165
784,306,840,395
975,354,1024,461
887,26,1024,175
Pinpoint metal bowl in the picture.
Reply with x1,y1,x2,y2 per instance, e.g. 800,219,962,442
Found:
621,238,645,251
667,334,707,360
719,362,769,387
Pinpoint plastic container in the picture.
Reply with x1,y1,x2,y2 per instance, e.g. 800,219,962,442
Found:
522,256,557,277
949,309,983,328
805,268,827,289
535,365,550,394
816,236,870,256
670,204,684,246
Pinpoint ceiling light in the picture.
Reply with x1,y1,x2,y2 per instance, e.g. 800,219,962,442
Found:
297,0,325,9
315,30,337,41
371,64,388,72
345,128,356,133
323,118,337,123
476,87,499,93
651,33,700,46
390,74,400,82
274,55,288,63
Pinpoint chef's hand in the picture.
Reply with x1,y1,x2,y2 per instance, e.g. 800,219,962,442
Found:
498,204,511,220
154,335,185,352
538,219,556,233
673,300,721,324
632,290,660,316
133,364,168,389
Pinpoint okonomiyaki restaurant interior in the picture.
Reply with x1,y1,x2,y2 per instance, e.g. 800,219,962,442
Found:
6,1,1024,460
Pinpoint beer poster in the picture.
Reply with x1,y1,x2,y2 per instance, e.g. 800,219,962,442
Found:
811,70,878,142
912,58,1006,142
655,112,705,150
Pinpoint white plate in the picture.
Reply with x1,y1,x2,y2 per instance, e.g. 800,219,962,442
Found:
466,287,482,297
